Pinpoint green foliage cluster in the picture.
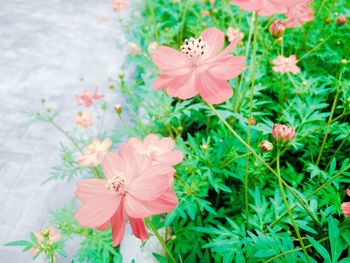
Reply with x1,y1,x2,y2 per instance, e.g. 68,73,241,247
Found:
117,0,350,262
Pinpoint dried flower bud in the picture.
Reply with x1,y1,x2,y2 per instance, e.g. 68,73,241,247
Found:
272,124,296,143
325,17,331,24
114,104,123,115
259,140,273,152
246,118,257,125
269,21,286,38
336,15,347,26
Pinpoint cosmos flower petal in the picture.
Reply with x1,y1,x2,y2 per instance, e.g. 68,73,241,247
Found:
209,56,246,80
111,202,126,246
129,218,149,241
201,28,225,59
197,73,233,104
157,151,184,166
152,46,192,71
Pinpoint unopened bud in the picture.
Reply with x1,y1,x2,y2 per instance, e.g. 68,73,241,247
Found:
272,124,296,143
171,235,176,240
114,104,123,115
276,37,283,45
341,59,347,65
246,118,256,125
201,144,209,151
336,16,347,26
269,20,286,38
325,17,331,24
259,140,273,152
177,126,183,132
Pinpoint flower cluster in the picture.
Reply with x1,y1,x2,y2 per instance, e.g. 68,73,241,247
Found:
74,134,183,246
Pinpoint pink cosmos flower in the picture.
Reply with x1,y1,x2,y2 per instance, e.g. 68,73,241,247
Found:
29,247,39,256
112,0,129,12
272,55,300,74
231,0,305,16
226,27,244,43
284,0,314,28
74,144,178,246
152,28,246,104
128,134,183,166
341,189,350,216
75,87,104,108
75,112,93,129
78,138,112,167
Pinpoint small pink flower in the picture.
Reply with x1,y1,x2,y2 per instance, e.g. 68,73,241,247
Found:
128,42,141,56
231,0,306,16
272,55,300,74
29,247,39,256
75,112,93,129
152,28,246,104
341,190,350,216
284,0,314,28
148,41,158,54
272,124,296,142
201,9,210,17
128,134,183,166
74,144,178,246
226,27,244,43
76,87,104,108
34,226,60,244
78,138,112,167
112,0,129,12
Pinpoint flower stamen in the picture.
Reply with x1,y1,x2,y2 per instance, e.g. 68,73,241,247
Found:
180,37,208,58
105,172,126,194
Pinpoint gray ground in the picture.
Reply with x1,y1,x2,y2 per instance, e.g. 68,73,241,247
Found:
0,0,160,262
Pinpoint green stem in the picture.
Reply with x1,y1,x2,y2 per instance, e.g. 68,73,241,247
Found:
268,165,350,230
325,134,349,171
207,103,320,226
50,252,55,263
297,34,332,62
316,68,343,165
244,13,258,229
276,148,310,263
148,0,158,41
265,237,329,263
145,218,176,263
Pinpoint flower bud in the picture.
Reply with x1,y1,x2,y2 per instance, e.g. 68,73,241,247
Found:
147,41,158,54
114,104,123,115
201,144,209,151
128,42,141,56
336,15,347,26
269,21,286,38
259,140,273,152
325,17,331,24
246,117,256,125
341,59,347,65
272,124,296,143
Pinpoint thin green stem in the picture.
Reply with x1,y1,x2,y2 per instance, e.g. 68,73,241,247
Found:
145,218,176,263
276,148,310,262
50,252,55,263
244,13,258,229
148,0,158,41
265,237,329,263
206,103,320,226
325,134,349,170
297,34,332,62
316,68,343,165
268,165,350,230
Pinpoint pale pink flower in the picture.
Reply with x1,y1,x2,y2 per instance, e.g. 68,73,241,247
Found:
74,144,178,246
147,41,158,54
226,27,244,42
272,124,296,142
29,247,39,256
128,42,141,56
34,226,60,244
112,0,128,12
269,21,286,37
341,189,350,216
75,87,104,108
152,28,246,104
75,112,93,129
128,134,183,166
272,55,300,74
201,9,210,17
78,138,112,167
231,0,306,16
284,0,314,28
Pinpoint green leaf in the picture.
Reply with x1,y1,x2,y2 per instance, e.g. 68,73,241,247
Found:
152,252,168,263
306,235,331,262
4,240,32,247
